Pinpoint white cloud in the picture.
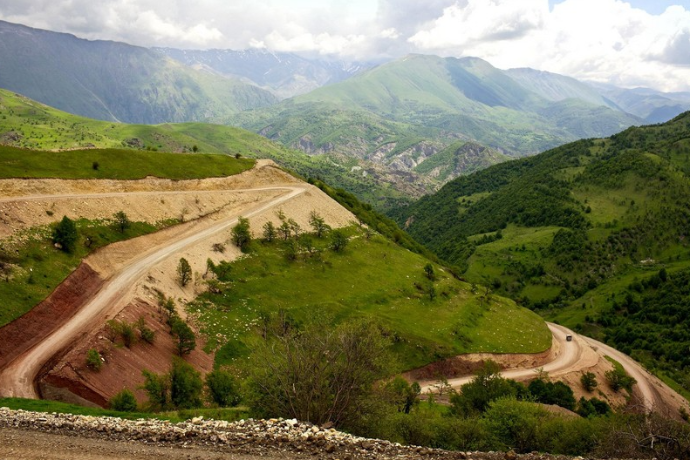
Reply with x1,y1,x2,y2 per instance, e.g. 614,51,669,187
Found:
408,0,690,91
1,0,690,91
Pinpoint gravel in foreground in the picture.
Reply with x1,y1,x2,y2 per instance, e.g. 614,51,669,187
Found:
0,407,569,460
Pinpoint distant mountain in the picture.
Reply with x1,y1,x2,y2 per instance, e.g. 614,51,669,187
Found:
586,82,690,123
505,68,619,109
154,47,368,99
228,55,641,191
0,20,277,124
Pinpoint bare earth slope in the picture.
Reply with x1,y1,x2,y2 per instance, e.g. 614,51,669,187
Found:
0,160,355,402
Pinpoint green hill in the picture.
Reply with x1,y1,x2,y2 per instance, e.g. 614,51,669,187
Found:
232,54,640,159
395,112,690,394
0,20,277,124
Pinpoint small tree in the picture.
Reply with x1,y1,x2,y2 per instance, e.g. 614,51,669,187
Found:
330,229,348,252
278,221,291,240
287,219,302,238
170,357,203,409
262,221,276,242
177,258,192,287
205,369,242,407
423,263,435,281
580,371,598,392
171,318,196,356
231,217,252,251
309,211,330,238
53,216,78,252
86,348,102,371
110,389,138,411
113,211,131,233
141,370,170,410
137,316,155,344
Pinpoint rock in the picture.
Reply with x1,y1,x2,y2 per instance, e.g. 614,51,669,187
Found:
506,449,517,460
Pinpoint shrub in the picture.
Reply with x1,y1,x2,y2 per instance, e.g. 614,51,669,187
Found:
86,348,102,371
170,357,203,409
231,217,252,251
330,229,348,252
110,389,138,412
605,366,637,393
580,372,598,392
245,320,393,427
205,369,242,407
52,216,78,253
113,211,131,233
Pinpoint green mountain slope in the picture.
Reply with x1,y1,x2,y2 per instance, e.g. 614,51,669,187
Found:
232,54,640,158
0,89,415,209
0,20,277,124
394,112,690,393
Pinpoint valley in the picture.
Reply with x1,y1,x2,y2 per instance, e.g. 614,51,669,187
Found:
1,9,690,458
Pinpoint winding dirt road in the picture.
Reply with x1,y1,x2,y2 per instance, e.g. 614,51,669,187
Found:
0,185,306,399
421,322,684,413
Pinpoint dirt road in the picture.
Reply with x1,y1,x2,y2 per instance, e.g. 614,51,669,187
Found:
0,185,306,399
421,323,679,413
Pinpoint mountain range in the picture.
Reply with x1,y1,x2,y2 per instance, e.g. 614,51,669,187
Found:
2,19,690,206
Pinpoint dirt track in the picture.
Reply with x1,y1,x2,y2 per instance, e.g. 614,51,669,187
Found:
0,161,357,401
421,322,688,416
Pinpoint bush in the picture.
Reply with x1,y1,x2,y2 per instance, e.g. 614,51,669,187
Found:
450,361,526,417
170,357,203,409
605,365,637,392
580,371,598,392
113,211,131,233
52,216,78,253
137,317,155,344
330,229,348,252
86,348,102,371
110,389,138,412
245,319,393,427
482,397,549,453
141,370,170,410
205,369,242,407
231,217,252,251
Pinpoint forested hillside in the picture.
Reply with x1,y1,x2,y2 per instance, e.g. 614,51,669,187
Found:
395,112,690,395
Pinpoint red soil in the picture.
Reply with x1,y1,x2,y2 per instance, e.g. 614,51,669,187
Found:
0,263,103,371
40,299,214,407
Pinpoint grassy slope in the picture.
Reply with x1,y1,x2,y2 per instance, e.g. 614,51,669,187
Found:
0,219,177,327
0,20,277,124
396,112,690,389
0,89,407,209
232,54,639,158
193,229,551,372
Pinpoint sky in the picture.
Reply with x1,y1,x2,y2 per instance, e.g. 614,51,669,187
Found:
1,0,690,92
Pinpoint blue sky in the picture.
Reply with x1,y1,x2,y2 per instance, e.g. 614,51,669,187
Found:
1,0,689,91
549,0,689,14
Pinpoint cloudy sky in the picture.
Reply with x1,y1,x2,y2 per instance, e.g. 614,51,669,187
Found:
1,0,689,91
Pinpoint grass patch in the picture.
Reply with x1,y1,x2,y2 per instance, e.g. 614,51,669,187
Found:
191,227,550,371
0,145,254,180
0,218,177,327
0,397,251,423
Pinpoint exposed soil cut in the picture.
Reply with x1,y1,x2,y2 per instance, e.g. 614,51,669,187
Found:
41,299,214,408
404,348,554,382
0,263,103,371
